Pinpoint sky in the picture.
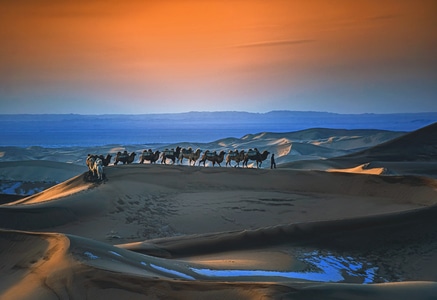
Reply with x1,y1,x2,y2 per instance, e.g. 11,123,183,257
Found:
0,0,436,114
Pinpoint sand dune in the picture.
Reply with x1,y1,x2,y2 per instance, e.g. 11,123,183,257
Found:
1,124,437,299
283,122,437,177
342,122,437,161
0,160,86,182
0,127,404,167
0,160,87,198
3,229,437,300
2,164,436,239
327,163,386,175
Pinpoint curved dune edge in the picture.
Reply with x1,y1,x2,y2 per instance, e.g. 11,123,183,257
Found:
0,160,87,182
0,230,72,300
118,203,437,257
8,173,94,205
327,163,386,175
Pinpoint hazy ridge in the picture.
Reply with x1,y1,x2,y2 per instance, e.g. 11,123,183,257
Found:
1,111,436,147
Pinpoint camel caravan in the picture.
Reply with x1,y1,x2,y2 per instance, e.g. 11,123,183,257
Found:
89,148,271,168
84,148,271,181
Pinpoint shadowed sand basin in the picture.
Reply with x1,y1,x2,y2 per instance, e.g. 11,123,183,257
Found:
1,123,437,299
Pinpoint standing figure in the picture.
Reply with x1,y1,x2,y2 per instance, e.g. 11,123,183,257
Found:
270,154,276,169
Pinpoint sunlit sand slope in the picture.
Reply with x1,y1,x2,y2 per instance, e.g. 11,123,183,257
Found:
1,164,436,242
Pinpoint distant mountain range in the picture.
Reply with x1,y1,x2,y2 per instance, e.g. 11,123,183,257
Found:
1,111,436,146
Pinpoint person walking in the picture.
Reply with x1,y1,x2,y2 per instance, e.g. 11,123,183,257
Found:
270,153,276,169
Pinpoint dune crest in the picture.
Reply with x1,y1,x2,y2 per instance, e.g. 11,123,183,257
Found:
327,163,386,175
8,173,94,205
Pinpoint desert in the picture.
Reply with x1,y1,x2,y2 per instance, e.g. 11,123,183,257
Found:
1,121,437,299
2,0,437,298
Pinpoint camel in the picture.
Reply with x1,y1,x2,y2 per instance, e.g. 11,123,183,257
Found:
86,154,97,173
199,150,226,167
179,148,202,166
85,154,104,181
114,151,136,165
93,158,104,181
139,149,160,164
99,154,112,167
243,149,270,168
161,146,181,165
85,154,97,182
225,150,245,167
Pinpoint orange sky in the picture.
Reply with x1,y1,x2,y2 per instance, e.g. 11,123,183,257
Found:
0,0,436,113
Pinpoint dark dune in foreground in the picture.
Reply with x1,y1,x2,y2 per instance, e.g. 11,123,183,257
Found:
1,123,437,299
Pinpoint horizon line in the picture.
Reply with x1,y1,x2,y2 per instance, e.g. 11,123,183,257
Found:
1,110,437,116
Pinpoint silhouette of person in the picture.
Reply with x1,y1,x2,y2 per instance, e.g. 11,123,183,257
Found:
271,154,276,169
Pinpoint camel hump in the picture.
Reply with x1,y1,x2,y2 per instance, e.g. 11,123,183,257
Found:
164,150,174,156
248,150,258,156
142,152,152,158
182,148,192,154
229,151,238,157
206,152,216,158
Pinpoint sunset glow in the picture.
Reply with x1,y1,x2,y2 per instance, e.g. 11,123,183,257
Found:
0,0,436,114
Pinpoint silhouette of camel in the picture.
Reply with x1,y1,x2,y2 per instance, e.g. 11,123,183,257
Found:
139,150,160,164
179,148,202,166
161,146,181,165
199,150,226,167
114,151,136,165
226,150,245,167
243,149,270,168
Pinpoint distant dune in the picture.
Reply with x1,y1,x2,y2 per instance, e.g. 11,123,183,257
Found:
339,121,437,161
283,122,437,178
1,122,437,299
0,127,405,167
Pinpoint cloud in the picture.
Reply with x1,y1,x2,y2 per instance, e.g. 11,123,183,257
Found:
232,39,315,49
367,14,400,21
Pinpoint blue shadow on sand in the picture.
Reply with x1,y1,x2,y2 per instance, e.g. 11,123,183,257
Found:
190,251,379,284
